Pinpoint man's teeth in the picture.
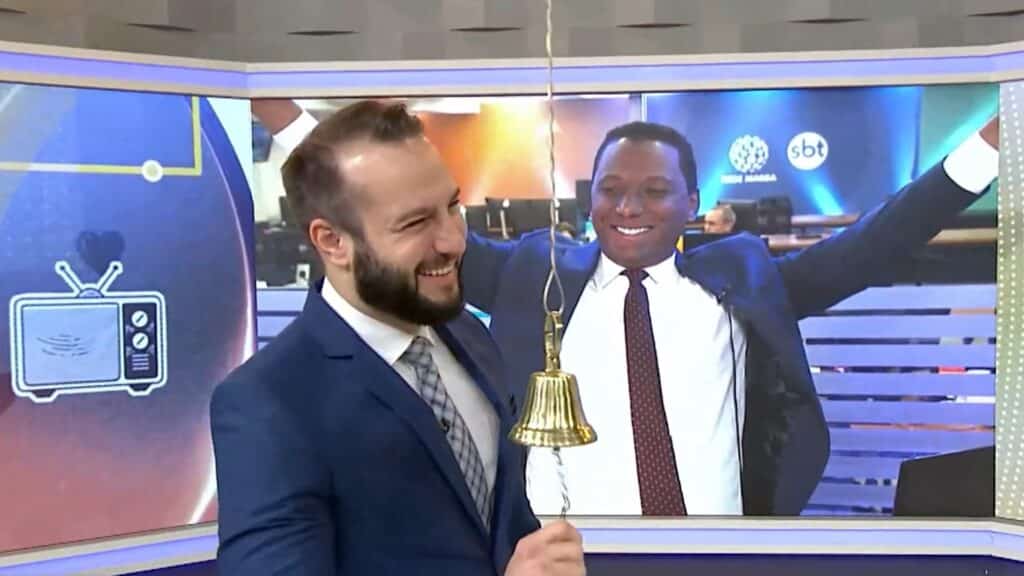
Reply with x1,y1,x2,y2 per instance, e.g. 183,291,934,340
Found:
420,264,455,277
615,226,651,236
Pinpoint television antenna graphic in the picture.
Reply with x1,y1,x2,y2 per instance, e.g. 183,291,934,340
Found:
54,260,123,298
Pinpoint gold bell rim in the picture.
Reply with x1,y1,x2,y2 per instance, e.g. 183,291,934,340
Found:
508,425,597,448
509,364,597,447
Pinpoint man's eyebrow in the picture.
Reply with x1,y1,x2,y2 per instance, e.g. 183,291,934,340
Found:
393,188,460,224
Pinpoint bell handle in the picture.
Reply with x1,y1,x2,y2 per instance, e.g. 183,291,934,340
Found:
543,310,564,371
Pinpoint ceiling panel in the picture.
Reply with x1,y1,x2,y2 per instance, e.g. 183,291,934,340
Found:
0,0,1019,62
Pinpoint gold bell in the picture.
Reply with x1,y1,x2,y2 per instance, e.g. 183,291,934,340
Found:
509,310,597,447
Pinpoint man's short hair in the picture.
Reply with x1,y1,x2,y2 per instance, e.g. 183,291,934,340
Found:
281,100,424,238
590,121,699,200
555,220,577,237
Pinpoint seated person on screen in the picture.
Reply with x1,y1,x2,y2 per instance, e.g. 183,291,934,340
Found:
555,221,580,243
254,100,1000,517
703,204,736,234
212,101,584,576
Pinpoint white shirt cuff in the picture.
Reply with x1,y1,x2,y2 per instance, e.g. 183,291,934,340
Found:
273,110,319,154
942,131,999,194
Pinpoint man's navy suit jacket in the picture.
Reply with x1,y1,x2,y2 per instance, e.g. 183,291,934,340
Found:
461,162,982,515
210,285,540,575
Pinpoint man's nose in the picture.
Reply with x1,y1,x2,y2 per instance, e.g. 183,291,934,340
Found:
435,213,467,256
616,192,643,217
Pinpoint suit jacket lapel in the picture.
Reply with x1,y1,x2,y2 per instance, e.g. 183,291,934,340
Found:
676,248,731,300
677,241,767,332
299,284,490,541
560,241,601,326
358,350,491,540
437,324,509,421
436,322,517,550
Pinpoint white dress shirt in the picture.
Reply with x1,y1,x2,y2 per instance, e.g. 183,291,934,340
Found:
321,279,500,495
275,109,319,152
527,254,748,515
525,131,999,516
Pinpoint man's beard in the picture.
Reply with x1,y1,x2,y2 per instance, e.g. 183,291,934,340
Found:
353,240,465,326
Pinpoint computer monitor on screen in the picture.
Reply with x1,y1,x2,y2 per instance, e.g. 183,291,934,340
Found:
484,197,509,238
556,199,578,230
505,199,552,236
893,445,994,517
463,205,488,234
505,199,580,237
575,180,592,217
279,196,295,227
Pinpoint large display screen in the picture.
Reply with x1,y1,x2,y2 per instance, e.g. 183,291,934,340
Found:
0,83,254,553
251,84,998,519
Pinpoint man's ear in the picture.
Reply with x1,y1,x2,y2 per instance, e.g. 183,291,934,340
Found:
688,189,701,220
309,218,353,269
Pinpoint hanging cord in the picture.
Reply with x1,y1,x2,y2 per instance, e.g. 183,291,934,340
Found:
541,0,564,318
542,0,570,519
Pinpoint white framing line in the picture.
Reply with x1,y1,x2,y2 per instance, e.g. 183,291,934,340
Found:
243,73,1010,99
0,38,1018,97
0,37,1020,73
1,519,1024,574
0,39,247,71
0,523,217,574
244,42,1022,72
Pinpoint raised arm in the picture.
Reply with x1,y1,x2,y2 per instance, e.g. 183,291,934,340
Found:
461,231,519,313
211,380,337,575
253,99,304,135
776,116,999,319
254,99,320,154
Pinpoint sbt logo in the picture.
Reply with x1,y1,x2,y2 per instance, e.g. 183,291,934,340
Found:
787,132,828,170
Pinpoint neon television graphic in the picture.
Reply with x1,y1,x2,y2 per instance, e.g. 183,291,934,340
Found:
9,260,167,403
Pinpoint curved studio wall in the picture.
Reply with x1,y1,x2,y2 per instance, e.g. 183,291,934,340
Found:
0,39,1021,573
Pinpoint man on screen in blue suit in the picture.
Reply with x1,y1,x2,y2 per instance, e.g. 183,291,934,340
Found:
466,116,1000,517
255,100,1000,517
211,101,585,575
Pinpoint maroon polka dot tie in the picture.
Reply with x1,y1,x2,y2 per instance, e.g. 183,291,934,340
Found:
623,269,687,516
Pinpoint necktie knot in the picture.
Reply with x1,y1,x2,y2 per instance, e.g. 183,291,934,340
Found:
624,269,648,285
401,336,433,372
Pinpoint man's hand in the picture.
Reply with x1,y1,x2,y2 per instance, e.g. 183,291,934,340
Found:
252,99,304,135
980,114,999,150
505,520,585,576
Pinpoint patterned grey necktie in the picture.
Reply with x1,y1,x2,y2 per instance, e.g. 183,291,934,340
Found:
400,336,492,529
